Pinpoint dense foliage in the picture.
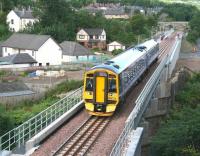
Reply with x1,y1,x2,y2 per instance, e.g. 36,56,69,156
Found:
161,3,199,21
151,73,200,156
0,105,14,135
96,0,163,6
0,0,158,45
187,12,200,43
0,79,82,136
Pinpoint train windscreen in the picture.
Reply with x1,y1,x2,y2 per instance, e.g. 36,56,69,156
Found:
85,78,93,91
109,79,116,92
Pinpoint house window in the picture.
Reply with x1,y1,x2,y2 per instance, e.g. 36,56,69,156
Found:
8,53,10,56
102,35,104,39
95,35,99,39
46,63,50,66
11,19,14,24
79,35,85,39
39,63,42,66
90,35,93,39
32,51,34,56
76,56,79,60
5,48,7,53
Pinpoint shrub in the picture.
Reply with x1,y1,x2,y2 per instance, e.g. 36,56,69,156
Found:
112,49,123,56
151,73,200,156
0,105,14,136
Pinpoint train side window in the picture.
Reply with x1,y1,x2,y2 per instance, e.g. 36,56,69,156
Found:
109,79,117,93
85,78,93,91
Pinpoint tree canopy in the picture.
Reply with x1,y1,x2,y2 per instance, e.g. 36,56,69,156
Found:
187,12,200,43
151,74,200,156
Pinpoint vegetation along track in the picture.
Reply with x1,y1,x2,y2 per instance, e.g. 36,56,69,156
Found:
53,116,111,156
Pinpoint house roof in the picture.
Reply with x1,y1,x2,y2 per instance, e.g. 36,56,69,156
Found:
0,53,37,65
60,41,91,56
104,9,126,16
0,42,2,57
0,82,34,97
2,33,51,50
83,28,104,35
108,41,123,46
13,9,35,19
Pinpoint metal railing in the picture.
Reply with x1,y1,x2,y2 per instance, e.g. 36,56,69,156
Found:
110,55,169,156
0,87,83,151
168,37,182,78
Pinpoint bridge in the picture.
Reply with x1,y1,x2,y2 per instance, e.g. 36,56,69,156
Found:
0,31,183,156
158,21,189,31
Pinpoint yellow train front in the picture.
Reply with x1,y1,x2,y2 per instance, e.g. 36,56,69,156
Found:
83,67,119,116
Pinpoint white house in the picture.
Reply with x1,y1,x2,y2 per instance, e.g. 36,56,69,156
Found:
1,33,62,66
0,53,37,69
107,41,125,52
60,41,95,62
76,28,106,49
7,8,38,32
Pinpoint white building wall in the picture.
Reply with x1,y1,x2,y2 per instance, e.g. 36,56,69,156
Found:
62,55,95,62
36,38,62,66
7,10,38,32
107,42,125,52
76,29,89,41
62,55,77,62
0,63,33,69
7,11,21,32
2,39,61,66
99,30,106,41
20,18,38,30
2,47,34,57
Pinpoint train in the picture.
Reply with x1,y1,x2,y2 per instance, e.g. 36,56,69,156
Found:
83,39,159,116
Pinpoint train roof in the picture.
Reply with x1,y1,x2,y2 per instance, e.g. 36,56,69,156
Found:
92,39,158,74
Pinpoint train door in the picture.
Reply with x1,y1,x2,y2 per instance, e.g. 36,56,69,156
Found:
94,72,108,111
96,76,105,103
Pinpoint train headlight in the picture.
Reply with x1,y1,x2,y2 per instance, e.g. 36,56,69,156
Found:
87,92,92,95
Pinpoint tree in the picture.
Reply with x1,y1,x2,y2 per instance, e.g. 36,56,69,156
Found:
187,12,200,43
112,49,123,56
34,0,73,26
151,74,200,156
130,14,147,35
161,3,199,21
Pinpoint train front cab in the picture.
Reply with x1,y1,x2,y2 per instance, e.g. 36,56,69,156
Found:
83,69,119,116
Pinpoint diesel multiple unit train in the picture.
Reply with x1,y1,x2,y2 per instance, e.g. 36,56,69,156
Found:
83,39,159,116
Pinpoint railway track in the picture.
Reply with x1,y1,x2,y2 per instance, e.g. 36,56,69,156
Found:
53,116,111,156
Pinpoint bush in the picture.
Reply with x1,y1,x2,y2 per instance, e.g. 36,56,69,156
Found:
46,80,83,97
151,73,200,156
112,49,123,56
0,105,14,136
0,80,83,136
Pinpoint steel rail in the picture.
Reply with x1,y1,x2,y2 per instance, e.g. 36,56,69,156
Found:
53,116,110,156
